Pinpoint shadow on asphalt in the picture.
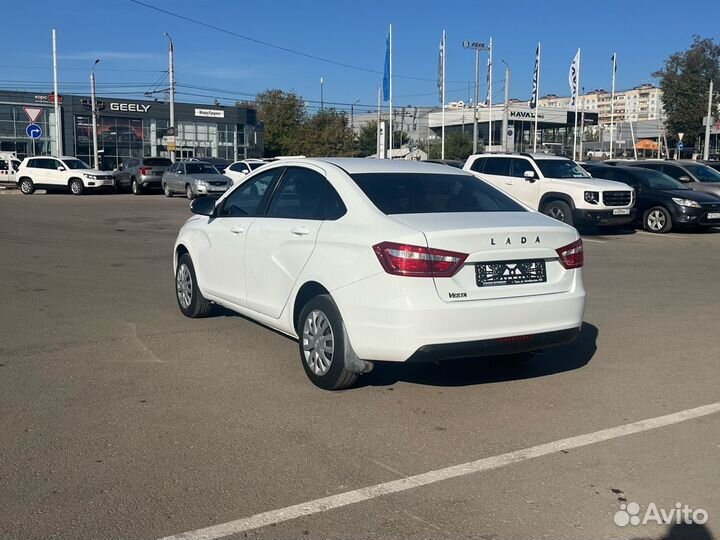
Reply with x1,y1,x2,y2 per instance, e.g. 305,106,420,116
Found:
632,523,715,540
578,225,637,237
357,322,598,388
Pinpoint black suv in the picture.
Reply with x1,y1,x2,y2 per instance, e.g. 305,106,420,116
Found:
584,164,720,233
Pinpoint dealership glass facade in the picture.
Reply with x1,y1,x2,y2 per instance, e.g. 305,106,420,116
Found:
0,103,58,157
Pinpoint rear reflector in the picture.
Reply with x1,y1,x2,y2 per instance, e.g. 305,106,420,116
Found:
497,335,533,344
556,239,584,269
373,242,468,277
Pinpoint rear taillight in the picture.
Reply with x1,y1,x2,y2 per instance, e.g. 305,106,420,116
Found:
139,167,151,176
556,239,584,269
373,242,468,277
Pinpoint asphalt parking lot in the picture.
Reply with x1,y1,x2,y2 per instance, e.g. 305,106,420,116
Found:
0,192,719,540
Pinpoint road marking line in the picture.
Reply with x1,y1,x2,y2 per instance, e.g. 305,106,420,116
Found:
158,402,720,540
582,238,607,244
636,231,684,239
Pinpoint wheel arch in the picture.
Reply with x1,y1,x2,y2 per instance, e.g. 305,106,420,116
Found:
68,176,84,186
539,192,576,210
292,281,330,333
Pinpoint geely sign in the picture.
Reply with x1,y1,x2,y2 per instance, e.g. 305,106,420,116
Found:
109,103,151,113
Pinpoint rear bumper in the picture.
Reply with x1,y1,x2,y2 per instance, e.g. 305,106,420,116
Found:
573,208,636,226
332,271,586,362
140,176,162,188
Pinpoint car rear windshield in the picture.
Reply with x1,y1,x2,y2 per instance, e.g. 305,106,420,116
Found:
683,164,720,182
248,162,265,170
185,163,219,175
535,159,591,179
350,173,525,215
143,158,171,167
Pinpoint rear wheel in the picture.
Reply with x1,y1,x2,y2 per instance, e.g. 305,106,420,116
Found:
175,254,213,318
644,206,672,233
19,178,35,195
298,295,358,390
131,177,143,195
185,184,195,200
163,183,173,197
542,200,574,226
69,178,84,196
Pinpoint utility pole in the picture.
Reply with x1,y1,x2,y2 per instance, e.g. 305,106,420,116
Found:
500,59,510,151
90,59,100,170
462,40,489,154
52,29,62,154
704,80,714,160
164,33,176,162
320,77,324,110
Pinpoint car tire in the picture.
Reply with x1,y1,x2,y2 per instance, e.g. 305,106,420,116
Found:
131,178,143,195
19,178,35,195
542,200,574,226
297,295,359,391
163,183,173,197
69,178,84,196
644,206,672,233
185,184,195,200
175,253,213,318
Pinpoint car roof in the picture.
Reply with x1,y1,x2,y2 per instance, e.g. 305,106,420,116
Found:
316,157,468,175
468,152,569,161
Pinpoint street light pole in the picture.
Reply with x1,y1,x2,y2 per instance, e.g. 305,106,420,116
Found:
164,33,176,163
703,80,714,161
500,59,510,152
90,59,100,170
463,40,489,154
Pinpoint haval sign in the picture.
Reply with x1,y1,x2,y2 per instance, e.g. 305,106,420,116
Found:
510,110,544,120
109,102,151,113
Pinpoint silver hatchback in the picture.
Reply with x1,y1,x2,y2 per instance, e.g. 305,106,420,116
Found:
162,161,231,199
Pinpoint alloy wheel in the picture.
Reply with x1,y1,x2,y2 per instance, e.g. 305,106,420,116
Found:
548,206,565,222
20,180,33,194
647,210,666,231
302,310,335,376
70,181,82,195
176,263,193,309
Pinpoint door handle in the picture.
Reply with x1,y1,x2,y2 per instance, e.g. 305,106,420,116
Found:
230,226,245,234
291,226,311,236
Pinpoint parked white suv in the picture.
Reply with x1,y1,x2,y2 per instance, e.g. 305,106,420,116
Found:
16,156,115,195
464,153,636,227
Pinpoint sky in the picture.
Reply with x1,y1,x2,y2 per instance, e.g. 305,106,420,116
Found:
4,0,720,115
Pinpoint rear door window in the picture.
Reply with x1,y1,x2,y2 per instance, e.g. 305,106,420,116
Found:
509,158,535,178
350,173,525,214
469,157,486,173
481,158,511,176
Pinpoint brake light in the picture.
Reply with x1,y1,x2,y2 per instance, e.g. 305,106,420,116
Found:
556,239,584,269
139,167,151,176
373,242,468,277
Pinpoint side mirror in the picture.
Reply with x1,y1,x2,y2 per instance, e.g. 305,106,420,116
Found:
57,166,66,171
678,175,692,183
523,170,537,182
177,169,184,175
190,196,217,217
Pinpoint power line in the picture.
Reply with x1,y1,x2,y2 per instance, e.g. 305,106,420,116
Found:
0,65,166,73
127,0,469,84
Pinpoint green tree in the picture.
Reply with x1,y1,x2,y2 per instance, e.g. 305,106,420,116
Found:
303,109,355,156
653,36,720,147
255,89,307,157
422,132,474,160
357,120,378,157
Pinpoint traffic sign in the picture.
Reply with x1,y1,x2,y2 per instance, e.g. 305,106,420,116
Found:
676,141,684,151
26,124,42,139
678,132,685,141
23,107,43,123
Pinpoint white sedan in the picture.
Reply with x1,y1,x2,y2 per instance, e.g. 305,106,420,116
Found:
173,159,586,390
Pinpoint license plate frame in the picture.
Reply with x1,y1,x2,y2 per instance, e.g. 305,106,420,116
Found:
613,208,631,215
707,212,720,219
475,259,547,287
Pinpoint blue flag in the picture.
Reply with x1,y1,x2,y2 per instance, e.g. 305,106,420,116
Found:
382,33,390,102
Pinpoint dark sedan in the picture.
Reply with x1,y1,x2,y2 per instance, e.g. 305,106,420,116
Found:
627,160,720,199
584,164,720,233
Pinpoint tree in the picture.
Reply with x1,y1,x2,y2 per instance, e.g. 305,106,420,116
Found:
653,36,720,147
357,120,378,157
303,109,355,156
255,89,307,157
423,131,474,160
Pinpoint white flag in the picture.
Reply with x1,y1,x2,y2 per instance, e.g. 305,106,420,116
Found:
437,35,444,104
568,49,580,108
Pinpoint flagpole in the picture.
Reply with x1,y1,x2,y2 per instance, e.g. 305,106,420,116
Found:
579,88,586,158
609,52,617,159
377,86,382,158
388,24,393,158
533,42,541,153
488,37,493,149
441,30,446,159
573,49,581,161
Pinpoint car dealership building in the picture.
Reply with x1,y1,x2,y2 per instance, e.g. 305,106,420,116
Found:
0,90,262,170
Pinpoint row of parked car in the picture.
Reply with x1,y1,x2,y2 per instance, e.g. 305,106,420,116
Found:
10,151,720,234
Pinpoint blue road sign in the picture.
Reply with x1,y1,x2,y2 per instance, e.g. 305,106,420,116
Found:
26,124,42,139
676,141,684,151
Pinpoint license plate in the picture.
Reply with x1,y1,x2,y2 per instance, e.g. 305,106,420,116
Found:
707,212,720,219
476,260,547,287
613,208,631,215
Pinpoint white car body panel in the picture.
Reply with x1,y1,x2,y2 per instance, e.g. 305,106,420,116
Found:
174,158,586,363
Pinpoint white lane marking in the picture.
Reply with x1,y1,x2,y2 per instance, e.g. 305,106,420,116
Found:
158,402,720,540
636,231,684,239
582,238,607,244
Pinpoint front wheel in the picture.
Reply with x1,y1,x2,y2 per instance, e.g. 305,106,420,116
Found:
19,178,35,195
131,178,143,195
175,254,213,318
163,183,173,197
69,178,84,196
644,206,672,233
298,295,358,390
542,200,574,226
